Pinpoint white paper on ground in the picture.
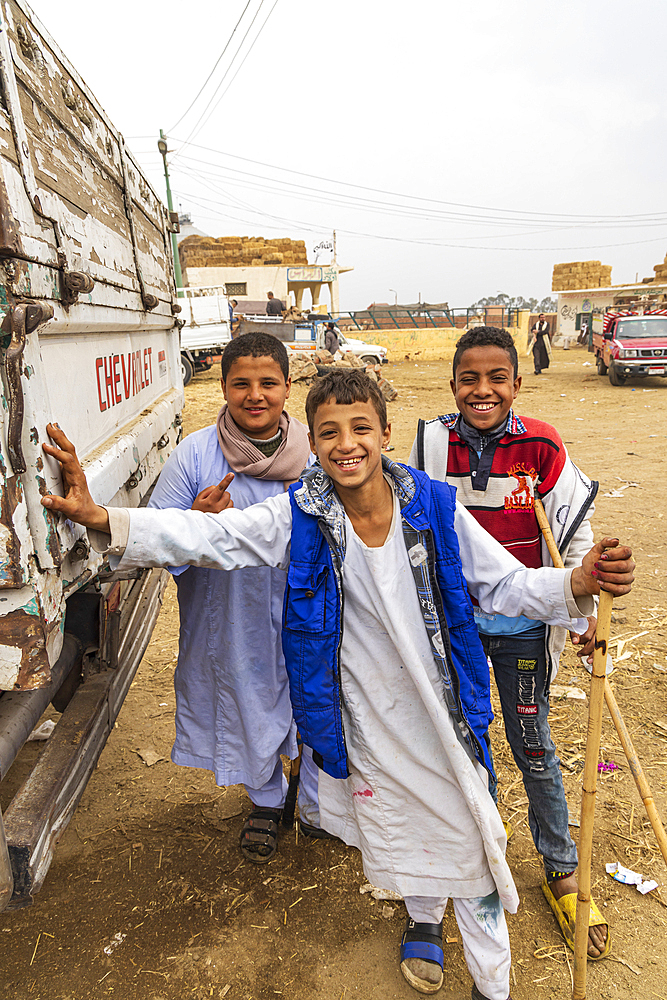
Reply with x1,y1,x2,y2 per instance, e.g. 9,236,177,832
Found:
606,862,658,895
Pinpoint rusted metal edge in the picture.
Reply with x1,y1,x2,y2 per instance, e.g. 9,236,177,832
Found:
118,139,159,311
0,632,82,780
2,568,166,909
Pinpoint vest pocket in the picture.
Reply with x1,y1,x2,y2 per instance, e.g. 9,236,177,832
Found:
283,562,329,633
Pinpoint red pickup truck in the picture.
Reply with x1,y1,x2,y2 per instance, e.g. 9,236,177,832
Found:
592,311,667,386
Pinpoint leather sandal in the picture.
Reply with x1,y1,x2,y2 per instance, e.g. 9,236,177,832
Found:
239,807,281,863
399,917,444,994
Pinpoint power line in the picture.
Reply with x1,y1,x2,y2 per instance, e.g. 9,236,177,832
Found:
175,187,667,253
174,0,280,157
169,137,667,224
167,0,254,134
172,154,667,233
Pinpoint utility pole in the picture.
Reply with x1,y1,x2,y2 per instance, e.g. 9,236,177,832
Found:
332,229,337,264
157,130,183,291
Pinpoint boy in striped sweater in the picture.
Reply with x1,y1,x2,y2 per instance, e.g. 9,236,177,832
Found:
409,326,610,961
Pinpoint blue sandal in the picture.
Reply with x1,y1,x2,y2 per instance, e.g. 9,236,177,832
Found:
399,917,444,994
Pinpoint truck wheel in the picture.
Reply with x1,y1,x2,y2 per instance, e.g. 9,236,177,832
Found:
608,363,626,386
596,356,608,375
361,355,378,365
181,354,194,387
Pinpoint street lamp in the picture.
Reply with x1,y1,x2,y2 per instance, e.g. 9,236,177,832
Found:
389,288,397,306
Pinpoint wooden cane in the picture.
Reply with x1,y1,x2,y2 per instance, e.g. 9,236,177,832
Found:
603,684,667,866
535,498,667,866
572,588,612,999
281,743,303,830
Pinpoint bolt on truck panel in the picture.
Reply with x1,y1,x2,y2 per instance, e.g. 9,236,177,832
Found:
0,0,184,910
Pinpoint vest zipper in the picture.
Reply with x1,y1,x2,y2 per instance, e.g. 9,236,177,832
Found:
420,524,489,772
317,519,350,776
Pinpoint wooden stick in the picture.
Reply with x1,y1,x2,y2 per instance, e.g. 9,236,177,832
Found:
534,497,667,866
281,743,303,830
572,588,612,1000
603,684,667,866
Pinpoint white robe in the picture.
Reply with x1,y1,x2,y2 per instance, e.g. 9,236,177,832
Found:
147,425,301,788
319,493,507,902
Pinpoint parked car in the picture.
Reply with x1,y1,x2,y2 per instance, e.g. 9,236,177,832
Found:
336,331,388,365
592,311,667,386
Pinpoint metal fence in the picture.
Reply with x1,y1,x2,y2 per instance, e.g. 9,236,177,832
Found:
335,307,521,332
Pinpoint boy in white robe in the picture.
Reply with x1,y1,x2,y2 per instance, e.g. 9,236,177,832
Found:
41,372,634,999
146,332,319,862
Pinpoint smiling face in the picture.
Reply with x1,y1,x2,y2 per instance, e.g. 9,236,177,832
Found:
450,345,521,432
222,355,290,439
309,398,391,492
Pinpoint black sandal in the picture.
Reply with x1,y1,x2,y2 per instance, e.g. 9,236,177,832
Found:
399,917,444,994
239,807,281,863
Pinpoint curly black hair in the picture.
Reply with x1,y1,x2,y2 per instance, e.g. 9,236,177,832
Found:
305,368,387,434
452,326,518,379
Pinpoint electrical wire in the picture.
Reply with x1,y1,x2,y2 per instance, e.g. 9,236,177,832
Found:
172,155,667,234
173,187,667,253
167,0,254,134
174,0,281,158
177,0,281,151
168,138,667,224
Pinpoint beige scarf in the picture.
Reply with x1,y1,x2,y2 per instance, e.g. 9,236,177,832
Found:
216,404,311,483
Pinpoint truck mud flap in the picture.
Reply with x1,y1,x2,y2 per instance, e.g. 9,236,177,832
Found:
1,568,167,910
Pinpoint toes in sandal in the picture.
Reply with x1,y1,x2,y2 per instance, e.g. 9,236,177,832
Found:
399,917,444,994
239,807,281,864
541,878,612,960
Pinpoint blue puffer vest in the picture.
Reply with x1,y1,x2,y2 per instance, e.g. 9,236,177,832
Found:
282,464,494,780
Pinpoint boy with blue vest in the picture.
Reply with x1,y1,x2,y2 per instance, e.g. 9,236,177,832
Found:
41,371,634,1000
409,326,609,959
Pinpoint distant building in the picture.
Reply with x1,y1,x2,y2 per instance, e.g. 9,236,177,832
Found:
178,233,352,314
553,256,667,340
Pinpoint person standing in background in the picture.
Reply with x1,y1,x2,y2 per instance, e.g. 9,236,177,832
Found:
531,314,551,374
266,291,284,316
324,321,341,356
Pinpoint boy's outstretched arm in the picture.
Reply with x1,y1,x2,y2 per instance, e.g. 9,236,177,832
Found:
571,538,634,597
41,424,109,531
40,423,292,574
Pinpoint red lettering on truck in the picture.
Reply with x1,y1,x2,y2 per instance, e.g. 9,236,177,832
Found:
104,356,114,409
121,353,131,398
113,354,122,404
96,347,156,408
96,357,107,411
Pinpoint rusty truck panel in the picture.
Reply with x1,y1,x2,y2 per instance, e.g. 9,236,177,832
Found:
0,0,184,909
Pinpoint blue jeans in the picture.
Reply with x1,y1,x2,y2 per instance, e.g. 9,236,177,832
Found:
481,629,578,879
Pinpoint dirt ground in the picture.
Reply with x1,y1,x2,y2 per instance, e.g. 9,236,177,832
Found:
1,345,666,1000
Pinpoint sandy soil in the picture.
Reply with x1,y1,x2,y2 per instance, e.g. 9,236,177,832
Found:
1,346,666,1000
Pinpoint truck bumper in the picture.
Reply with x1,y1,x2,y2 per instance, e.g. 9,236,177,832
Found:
615,362,667,377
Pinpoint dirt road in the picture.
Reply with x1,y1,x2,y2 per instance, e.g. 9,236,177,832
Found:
1,347,666,1000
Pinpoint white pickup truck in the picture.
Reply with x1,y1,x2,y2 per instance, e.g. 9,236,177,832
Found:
0,0,183,910
178,287,388,382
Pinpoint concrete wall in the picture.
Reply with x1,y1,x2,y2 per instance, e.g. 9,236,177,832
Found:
556,291,616,340
185,265,289,304
379,312,530,362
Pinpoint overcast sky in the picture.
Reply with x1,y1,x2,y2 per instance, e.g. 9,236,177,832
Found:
27,0,667,310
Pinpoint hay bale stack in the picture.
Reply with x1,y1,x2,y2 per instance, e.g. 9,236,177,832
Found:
179,235,308,272
552,261,612,291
